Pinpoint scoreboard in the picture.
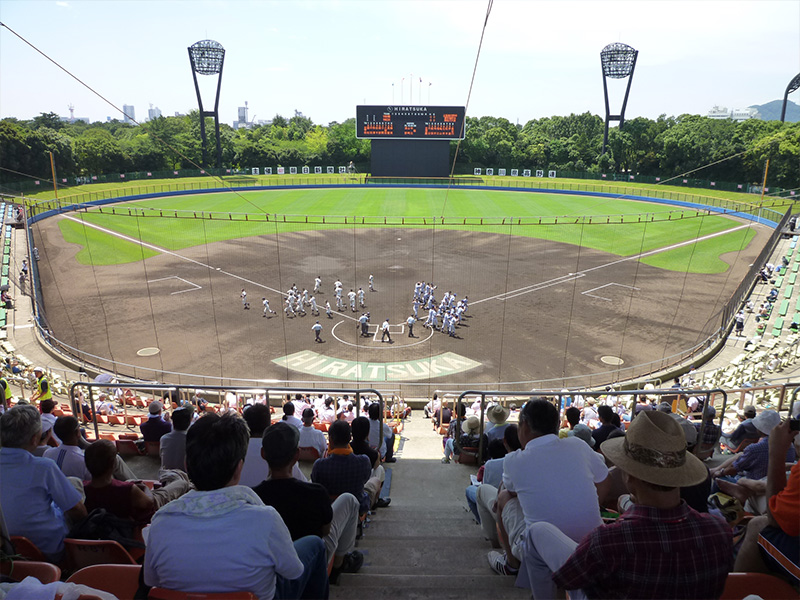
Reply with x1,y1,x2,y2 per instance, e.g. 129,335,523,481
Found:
356,105,466,140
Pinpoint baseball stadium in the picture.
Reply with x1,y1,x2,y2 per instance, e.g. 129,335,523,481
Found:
2,3,800,598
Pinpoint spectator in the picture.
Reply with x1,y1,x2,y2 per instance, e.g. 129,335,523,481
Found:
368,402,396,463
567,423,595,448
485,404,510,443
144,413,328,600
160,406,193,471
350,416,390,509
83,440,190,523
253,423,363,585
39,398,60,446
558,406,581,438
695,405,722,448
239,404,306,487
282,402,303,430
43,415,138,481
319,397,336,424
140,401,172,443
733,416,799,582
466,427,520,523
298,408,328,459
0,404,87,562
712,410,795,486
590,405,617,448
442,415,482,464
720,405,759,451
521,410,732,599
312,420,375,515
478,399,609,576
433,402,452,430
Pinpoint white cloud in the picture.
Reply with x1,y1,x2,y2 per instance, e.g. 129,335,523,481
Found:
55,1,70,7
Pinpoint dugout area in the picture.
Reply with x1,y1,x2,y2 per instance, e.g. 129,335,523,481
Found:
31,196,771,391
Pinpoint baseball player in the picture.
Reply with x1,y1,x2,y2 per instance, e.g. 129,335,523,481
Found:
348,289,357,312
241,289,250,310
284,297,296,317
325,301,333,319
314,276,322,294
309,295,319,315
262,297,276,317
369,274,375,292
357,287,365,308
312,321,323,343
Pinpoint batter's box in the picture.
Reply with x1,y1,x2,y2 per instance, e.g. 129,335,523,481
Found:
581,283,640,302
372,324,404,341
146,276,202,295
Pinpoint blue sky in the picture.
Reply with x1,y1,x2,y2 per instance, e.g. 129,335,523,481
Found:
1,0,798,126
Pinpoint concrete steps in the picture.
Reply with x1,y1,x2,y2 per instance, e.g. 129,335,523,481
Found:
330,416,528,599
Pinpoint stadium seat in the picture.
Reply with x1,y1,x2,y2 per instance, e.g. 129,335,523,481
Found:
719,572,798,599
145,441,161,457
785,286,794,299
115,440,141,456
297,446,320,462
9,536,46,561
63,539,138,570
0,560,62,584
779,300,790,316
149,588,257,600
758,532,800,584
66,564,142,598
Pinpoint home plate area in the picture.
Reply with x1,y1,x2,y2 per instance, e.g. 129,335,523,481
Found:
146,275,202,295
370,323,404,341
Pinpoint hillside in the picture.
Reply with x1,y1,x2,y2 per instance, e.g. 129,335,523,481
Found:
750,99,800,122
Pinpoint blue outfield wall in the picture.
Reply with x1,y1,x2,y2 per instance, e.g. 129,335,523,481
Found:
27,184,783,228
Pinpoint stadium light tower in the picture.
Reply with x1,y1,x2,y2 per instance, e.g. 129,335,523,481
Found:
600,42,638,154
780,72,800,123
188,39,225,169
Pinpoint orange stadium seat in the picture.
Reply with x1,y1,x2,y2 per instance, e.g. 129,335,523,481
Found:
0,560,62,583
719,572,798,599
9,536,46,561
66,564,142,599
63,539,138,571
149,588,257,600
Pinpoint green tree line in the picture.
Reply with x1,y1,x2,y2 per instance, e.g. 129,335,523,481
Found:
1,110,797,188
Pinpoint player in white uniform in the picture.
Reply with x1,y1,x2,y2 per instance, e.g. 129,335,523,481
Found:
348,289,357,312
325,300,333,318
240,289,250,309
301,289,310,306
284,296,296,317
309,295,319,315
412,298,421,320
336,294,344,311
262,298,276,317
357,287,365,308
369,274,375,292
314,276,322,294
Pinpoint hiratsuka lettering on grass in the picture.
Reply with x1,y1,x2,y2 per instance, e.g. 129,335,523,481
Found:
272,351,481,381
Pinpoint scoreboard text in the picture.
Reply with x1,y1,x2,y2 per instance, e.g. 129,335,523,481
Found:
356,105,466,140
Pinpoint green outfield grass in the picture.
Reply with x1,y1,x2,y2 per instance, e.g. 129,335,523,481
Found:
56,187,757,274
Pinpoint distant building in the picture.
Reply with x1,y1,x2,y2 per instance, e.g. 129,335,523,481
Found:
174,111,186,118
707,105,759,121
234,103,252,129
60,115,89,124
122,104,136,124
147,106,162,121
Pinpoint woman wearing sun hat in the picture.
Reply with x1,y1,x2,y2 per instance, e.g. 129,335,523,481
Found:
520,410,733,600
485,404,510,443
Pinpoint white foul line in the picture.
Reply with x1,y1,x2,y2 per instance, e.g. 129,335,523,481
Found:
62,215,363,323
472,223,751,305
581,283,641,302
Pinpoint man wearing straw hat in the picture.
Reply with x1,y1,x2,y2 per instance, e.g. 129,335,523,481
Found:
485,404,510,444
519,410,732,600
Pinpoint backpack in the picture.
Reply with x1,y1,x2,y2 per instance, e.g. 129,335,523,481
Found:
68,508,145,549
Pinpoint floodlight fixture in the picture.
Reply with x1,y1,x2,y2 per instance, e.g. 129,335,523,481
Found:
780,72,800,123
601,43,637,79
189,40,225,75
188,39,226,168
599,42,639,154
